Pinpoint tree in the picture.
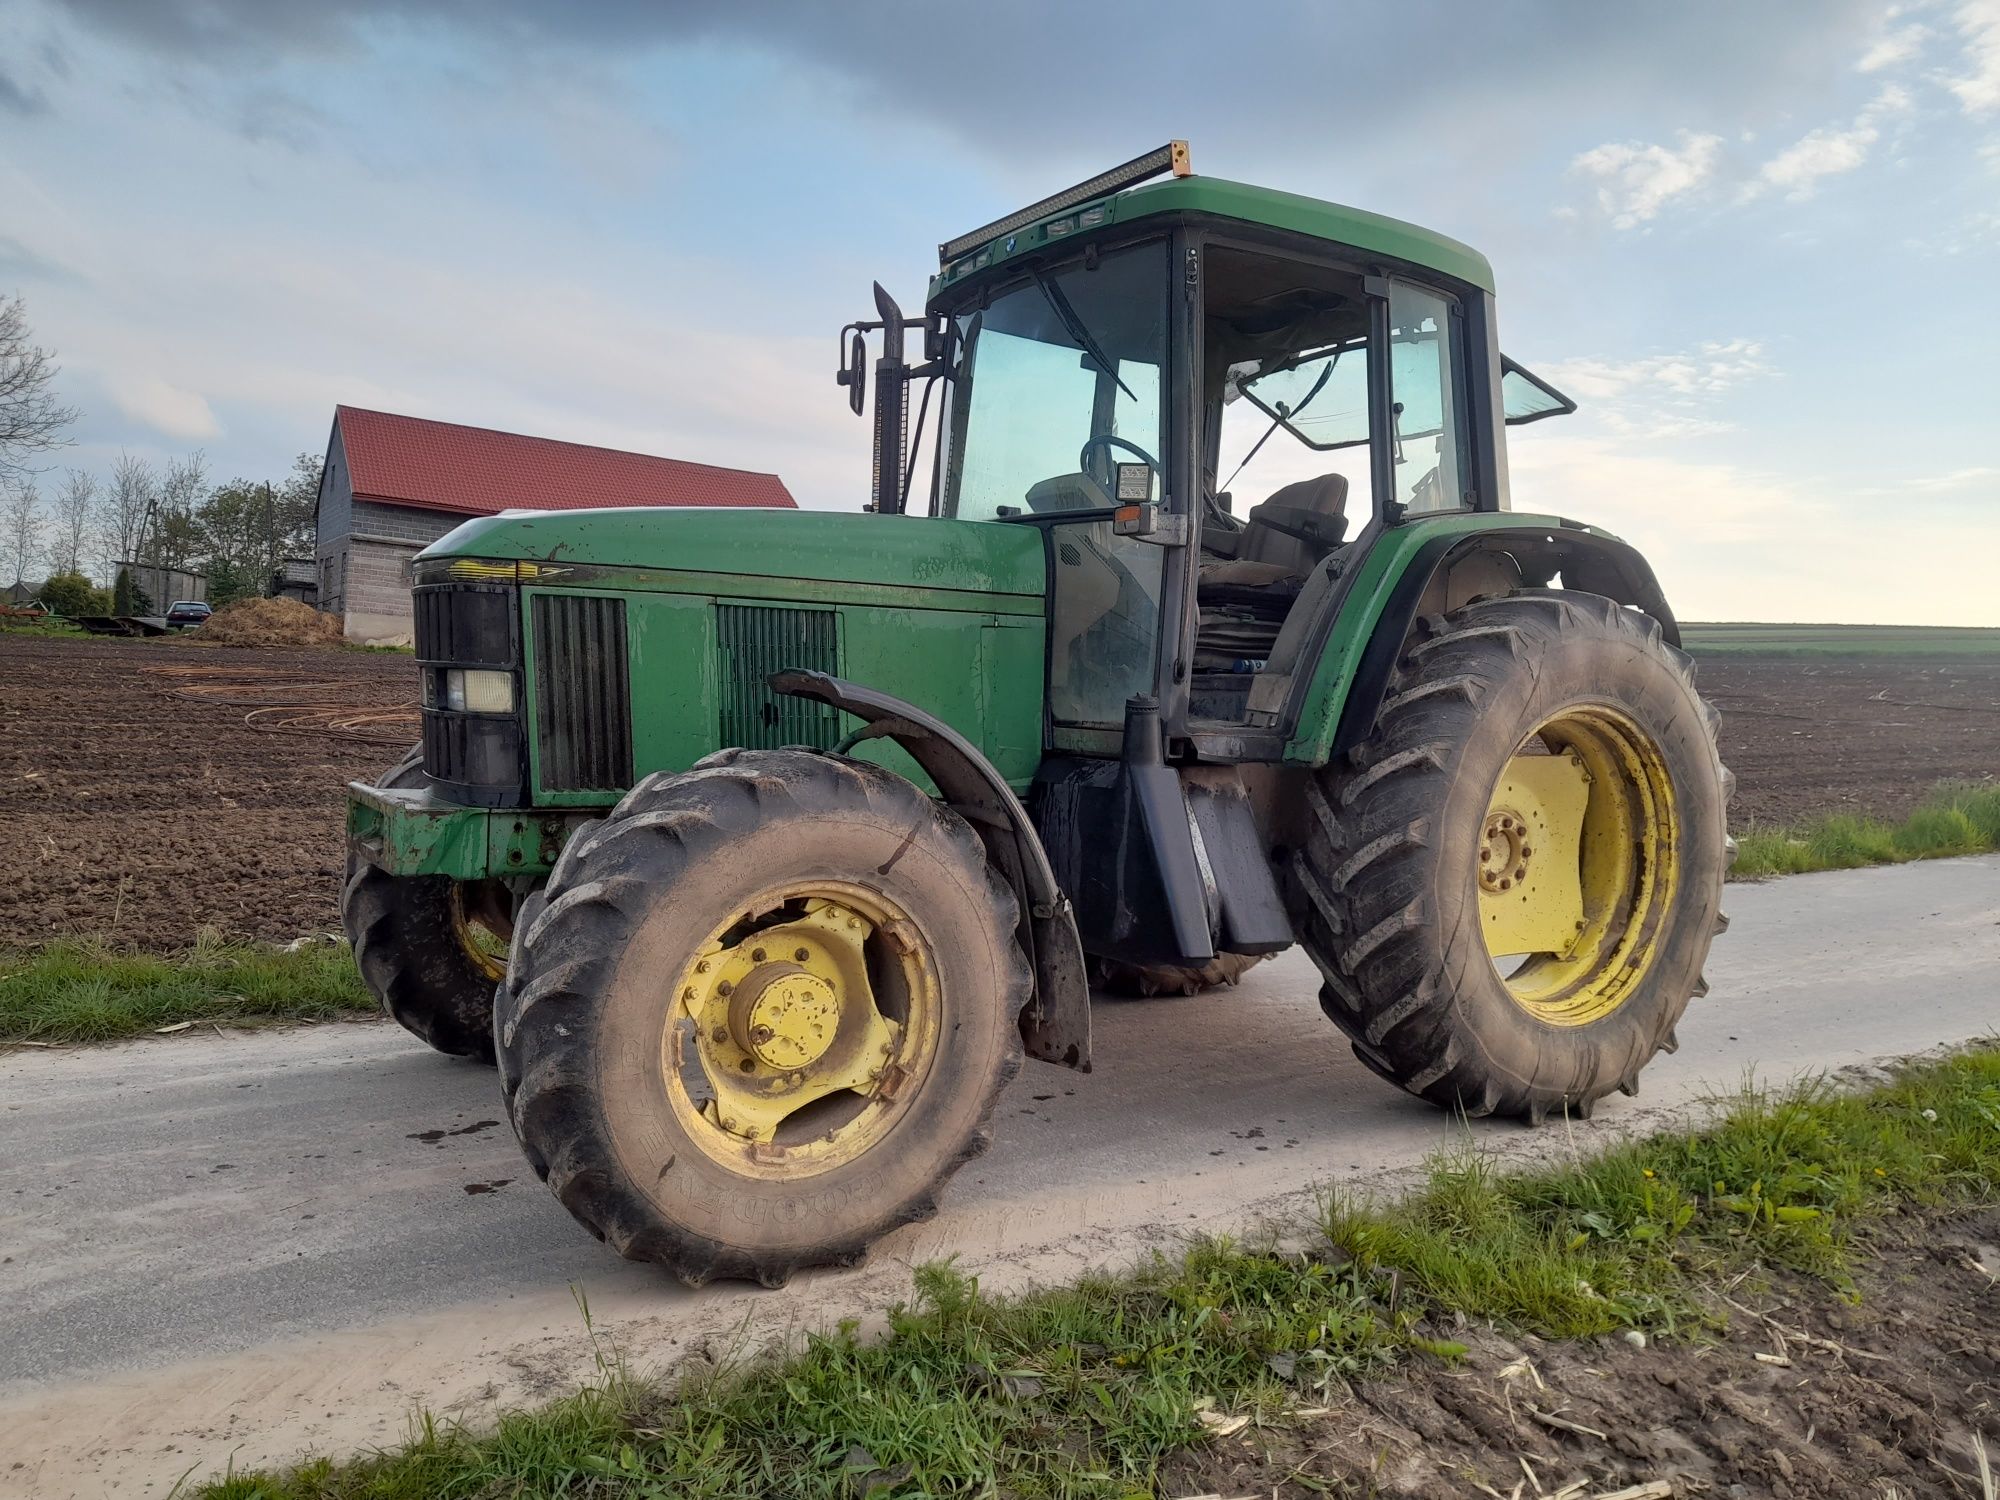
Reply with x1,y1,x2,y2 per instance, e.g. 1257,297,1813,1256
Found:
0,294,78,486
37,570,109,617
152,451,207,570
112,565,153,616
275,451,323,559
3,481,44,586
49,469,96,577
98,452,154,578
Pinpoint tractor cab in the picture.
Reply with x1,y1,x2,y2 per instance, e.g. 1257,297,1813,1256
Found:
853,143,1575,753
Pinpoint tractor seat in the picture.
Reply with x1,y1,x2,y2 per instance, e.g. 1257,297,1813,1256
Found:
1190,473,1351,701
1234,473,1349,577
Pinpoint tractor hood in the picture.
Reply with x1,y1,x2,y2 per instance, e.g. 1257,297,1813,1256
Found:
418,506,1047,603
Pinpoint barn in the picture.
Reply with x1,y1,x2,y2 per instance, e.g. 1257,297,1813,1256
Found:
314,405,798,644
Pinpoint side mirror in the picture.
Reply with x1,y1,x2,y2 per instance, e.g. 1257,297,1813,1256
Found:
838,330,867,415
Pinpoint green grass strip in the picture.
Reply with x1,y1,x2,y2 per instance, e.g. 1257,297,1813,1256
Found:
190,1047,2000,1500
0,937,373,1044
1731,780,2000,879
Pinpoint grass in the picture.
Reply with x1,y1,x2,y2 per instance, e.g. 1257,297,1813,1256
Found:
1681,622,2000,657
184,1046,2000,1500
0,937,373,1044
1732,779,2000,878
0,616,94,640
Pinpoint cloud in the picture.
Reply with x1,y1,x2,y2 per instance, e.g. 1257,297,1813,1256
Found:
1746,84,1911,200
1947,0,2000,113
0,64,49,115
1886,465,2000,491
1507,433,1996,625
1541,340,1772,433
51,0,1888,169
1857,18,1929,71
1569,131,1724,228
108,377,221,440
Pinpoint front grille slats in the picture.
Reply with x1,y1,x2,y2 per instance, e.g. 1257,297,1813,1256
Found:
533,594,633,792
414,583,524,805
716,604,842,750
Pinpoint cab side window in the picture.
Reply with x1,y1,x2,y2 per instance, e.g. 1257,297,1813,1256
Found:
1387,283,1472,514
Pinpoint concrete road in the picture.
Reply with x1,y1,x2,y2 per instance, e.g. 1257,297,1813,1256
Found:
2,856,1996,1497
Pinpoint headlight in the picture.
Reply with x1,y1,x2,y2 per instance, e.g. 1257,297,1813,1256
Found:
444,668,514,713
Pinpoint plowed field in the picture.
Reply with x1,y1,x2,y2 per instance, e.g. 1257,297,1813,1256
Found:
0,633,1993,949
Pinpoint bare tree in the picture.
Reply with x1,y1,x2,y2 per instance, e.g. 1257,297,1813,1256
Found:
3,482,45,587
0,295,78,486
152,450,207,569
49,469,96,577
98,451,154,577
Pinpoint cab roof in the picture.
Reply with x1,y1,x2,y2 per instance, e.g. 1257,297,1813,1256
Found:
929,174,1495,305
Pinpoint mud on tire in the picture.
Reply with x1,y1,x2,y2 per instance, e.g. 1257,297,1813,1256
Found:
494,748,1031,1287
1290,590,1732,1123
342,748,507,1063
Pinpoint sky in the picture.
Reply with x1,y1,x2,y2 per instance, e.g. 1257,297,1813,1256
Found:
1,0,1996,624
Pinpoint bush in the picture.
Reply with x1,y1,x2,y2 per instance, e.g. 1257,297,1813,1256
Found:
36,571,110,618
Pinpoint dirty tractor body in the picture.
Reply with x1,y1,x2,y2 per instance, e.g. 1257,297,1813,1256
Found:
345,146,1731,1284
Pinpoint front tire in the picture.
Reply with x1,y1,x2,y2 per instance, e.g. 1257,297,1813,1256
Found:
1291,591,1730,1122
496,749,1029,1287
342,749,513,1063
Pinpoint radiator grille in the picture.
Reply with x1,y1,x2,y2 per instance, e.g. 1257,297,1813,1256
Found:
413,585,511,665
532,594,633,792
716,604,842,750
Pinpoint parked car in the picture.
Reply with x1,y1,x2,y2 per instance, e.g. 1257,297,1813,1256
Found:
164,600,213,627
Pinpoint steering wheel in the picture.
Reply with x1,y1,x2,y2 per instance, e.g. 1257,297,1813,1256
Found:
1077,433,1160,492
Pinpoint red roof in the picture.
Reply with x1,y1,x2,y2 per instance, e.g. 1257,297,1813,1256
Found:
332,405,796,516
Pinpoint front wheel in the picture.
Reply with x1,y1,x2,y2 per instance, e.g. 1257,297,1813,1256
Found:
342,748,515,1062
1292,590,1731,1122
495,749,1030,1286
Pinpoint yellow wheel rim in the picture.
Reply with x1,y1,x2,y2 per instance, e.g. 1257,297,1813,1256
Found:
1480,705,1679,1026
448,881,513,984
663,882,941,1178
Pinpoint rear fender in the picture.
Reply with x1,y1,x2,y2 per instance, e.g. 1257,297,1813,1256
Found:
1285,518,1679,766
770,669,1092,1072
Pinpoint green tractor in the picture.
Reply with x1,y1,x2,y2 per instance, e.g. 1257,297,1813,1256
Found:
344,144,1731,1286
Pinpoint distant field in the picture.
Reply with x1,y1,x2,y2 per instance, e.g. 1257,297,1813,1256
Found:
1681,623,2000,657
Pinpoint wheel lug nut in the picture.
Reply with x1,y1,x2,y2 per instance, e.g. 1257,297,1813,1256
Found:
751,947,766,962
794,947,810,962
1520,845,1532,856
750,1024,774,1045
738,1058,755,1073
710,1025,728,1043
717,979,732,996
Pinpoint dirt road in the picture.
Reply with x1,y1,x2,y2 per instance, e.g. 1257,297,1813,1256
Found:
2,855,1996,1498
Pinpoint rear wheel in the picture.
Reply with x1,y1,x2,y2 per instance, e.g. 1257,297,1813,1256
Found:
495,749,1029,1286
1291,590,1730,1121
341,749,512,1063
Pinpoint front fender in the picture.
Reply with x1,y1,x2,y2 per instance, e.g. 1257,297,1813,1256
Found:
770,669,1092,1072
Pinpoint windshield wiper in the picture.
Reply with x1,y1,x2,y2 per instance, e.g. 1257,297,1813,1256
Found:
1221,354,1338,492
1032,269,1134,401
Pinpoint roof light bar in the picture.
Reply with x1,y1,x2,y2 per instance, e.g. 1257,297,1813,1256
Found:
939,140,1191,263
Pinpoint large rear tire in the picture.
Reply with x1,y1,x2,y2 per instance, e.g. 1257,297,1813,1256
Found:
341,749,511,1063
1291,590,1731,1122
495,749,1029,1287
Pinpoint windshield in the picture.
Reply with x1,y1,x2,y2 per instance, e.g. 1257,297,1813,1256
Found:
939,240,1168,521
